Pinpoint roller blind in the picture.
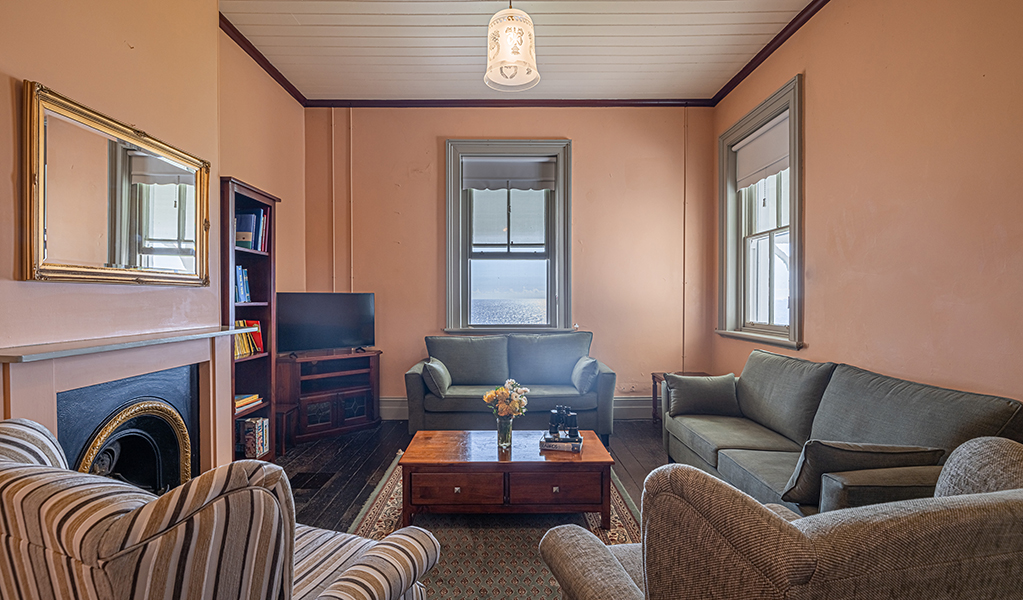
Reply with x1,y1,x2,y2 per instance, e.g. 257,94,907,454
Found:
461,156,556,190
129,153,195,186
734,111,789,190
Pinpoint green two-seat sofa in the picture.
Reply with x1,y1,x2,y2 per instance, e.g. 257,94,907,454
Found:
405,332,615,445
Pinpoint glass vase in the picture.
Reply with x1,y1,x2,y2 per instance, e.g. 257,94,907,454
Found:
496,415,514,449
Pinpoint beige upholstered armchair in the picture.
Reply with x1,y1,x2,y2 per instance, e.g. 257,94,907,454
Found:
540,436,1023,599
0,419,440,600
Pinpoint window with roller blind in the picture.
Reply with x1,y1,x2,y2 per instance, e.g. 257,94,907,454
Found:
445,140,571,332
717,75,803,348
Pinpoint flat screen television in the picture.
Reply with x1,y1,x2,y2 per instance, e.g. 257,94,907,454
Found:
276,292,375,353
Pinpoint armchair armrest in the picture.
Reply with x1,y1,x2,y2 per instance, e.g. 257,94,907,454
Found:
539,524,643,600
819,465,943,512
405,360,429,434
99,461,297,599
318,526,440,600
594,361,616,437
642,464,816,600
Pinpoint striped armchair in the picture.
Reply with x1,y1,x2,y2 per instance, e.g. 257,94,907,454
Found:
0,419,440,600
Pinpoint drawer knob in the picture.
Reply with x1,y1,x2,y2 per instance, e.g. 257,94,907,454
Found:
454,487,461,494
552,486,560,493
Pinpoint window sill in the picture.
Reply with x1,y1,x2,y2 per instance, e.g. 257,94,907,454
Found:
714,329,803,349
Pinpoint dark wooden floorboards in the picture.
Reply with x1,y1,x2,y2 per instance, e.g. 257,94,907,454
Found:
276,419,667,531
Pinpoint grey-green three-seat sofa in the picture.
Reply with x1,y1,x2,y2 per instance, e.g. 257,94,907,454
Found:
405,332,615,444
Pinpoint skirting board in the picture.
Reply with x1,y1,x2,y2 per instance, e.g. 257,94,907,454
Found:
379,396,651,422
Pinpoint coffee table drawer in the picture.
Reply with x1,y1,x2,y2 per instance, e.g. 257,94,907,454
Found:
509,471,602,505
411,472,504,505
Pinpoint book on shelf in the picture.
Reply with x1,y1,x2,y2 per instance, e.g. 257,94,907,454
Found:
234,319,253,358
539,439,583,453
234,394,262,411
245,320,264,353
235,213,258,249
235,265,245,303
236,417,270,458
237,209,266,251
241,268,251,302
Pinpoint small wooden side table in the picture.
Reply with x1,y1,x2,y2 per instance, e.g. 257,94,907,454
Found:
651,371,709,423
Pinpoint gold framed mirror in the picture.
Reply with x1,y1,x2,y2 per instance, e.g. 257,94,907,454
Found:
23,82,210,286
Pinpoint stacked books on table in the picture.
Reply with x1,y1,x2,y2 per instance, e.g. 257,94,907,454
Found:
233,320,264,358
234,393,263,413
236,417,270,458
539,435,583,453
235,208,269,252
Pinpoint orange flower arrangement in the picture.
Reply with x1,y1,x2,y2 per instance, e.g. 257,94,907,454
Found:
483,379,529,418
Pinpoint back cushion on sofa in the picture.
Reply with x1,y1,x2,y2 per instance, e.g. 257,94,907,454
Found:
425,335,508,385
736,350,837,445
810,364,1023,455
508,332,593,385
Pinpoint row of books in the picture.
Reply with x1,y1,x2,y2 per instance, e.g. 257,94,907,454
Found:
236,208,269,252
235,265,252,303
233,319,264,358
236,417,270,458
234,392,263,413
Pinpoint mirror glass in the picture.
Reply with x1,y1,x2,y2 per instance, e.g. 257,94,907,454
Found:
24,82,209,286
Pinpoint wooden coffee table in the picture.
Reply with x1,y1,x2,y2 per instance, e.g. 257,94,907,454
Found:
400,429,615,529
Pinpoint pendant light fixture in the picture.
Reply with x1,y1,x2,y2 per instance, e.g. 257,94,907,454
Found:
484,1,540,92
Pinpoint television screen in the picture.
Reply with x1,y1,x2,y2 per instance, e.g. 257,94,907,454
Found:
276,292,375,353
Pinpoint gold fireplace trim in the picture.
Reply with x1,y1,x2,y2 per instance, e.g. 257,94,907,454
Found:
78,400,191,485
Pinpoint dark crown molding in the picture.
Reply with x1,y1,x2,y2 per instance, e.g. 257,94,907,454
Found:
219,13,306,105
220,0,830,109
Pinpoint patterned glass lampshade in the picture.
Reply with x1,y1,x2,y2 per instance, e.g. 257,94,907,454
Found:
484,8,540,92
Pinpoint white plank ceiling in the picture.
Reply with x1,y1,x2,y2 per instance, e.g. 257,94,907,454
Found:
219,0,814,101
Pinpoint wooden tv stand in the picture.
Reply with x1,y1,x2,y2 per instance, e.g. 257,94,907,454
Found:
275,348,381,443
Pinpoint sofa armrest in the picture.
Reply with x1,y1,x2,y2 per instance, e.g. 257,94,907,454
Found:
317,526,440,600
642,464,816,600
404,360,429,434
101,460,295,555
100,461,296,599
819,465,943,512
594,361,616,437
539,524,643,600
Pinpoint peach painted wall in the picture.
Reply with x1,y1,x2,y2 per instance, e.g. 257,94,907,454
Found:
0,0,221,347
308,107,710,398
218,30,306,292
702,0,1023,398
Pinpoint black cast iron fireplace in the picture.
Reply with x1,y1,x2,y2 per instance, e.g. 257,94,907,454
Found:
56,365,199,494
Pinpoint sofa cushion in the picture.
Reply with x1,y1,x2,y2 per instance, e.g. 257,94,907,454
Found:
571,357,599,394
425,335,509,385
819,465,944,513
810,364,1023,454
736,350,837,445
422,358,452,397
717,449,802,507
424,384,598,413
665,373,741,417
508,332,592,385
780,440,945,504
664,415,801,468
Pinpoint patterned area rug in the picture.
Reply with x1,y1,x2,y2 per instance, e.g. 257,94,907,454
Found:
348,452,641,599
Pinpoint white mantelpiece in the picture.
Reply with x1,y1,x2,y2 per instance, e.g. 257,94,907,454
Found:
0,327,243,470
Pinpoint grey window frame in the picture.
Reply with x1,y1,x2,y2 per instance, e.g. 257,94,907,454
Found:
717,75,803,348
445,139,571,333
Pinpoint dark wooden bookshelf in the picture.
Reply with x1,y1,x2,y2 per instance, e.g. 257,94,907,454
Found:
221,177,280,462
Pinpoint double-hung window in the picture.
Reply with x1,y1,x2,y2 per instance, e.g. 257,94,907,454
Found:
718,75,803,347
445,140,571,332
